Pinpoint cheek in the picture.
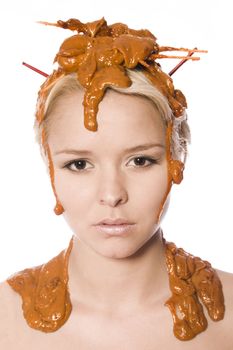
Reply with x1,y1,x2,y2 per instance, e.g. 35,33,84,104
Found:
55,173,94,233
134,163,170,225
54,172,93,210
134,163,169,206
54,162,169,224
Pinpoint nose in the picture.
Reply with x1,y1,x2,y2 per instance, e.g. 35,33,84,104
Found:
98,169,128,207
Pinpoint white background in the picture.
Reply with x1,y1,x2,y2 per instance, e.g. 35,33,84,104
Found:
0,0,232,282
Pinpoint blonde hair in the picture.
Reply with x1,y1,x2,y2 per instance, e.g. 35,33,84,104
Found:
33,68,191,163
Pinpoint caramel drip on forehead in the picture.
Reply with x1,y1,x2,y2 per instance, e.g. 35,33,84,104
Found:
6,235,225,339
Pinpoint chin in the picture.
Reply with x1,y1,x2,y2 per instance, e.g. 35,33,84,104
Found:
93,238,150,260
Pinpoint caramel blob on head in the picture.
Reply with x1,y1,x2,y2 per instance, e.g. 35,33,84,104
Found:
36,16,205,133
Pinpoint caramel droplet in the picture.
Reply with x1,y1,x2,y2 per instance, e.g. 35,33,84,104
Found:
169,159,184,184
54,202,64,215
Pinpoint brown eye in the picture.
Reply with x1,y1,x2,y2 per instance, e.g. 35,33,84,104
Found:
64,156,158,173
129,156,157,167
64,159,91,172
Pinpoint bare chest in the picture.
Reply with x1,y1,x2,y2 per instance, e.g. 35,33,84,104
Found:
61,310,229,350
17,306,229,350
5,301,231,350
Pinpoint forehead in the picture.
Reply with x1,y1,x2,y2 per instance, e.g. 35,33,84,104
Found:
47,89,166,152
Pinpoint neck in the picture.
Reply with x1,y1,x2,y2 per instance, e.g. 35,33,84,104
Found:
68,227,170,315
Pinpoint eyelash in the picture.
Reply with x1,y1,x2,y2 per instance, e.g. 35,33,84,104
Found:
63,156,158,173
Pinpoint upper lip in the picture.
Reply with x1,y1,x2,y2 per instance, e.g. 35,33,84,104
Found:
95,218,134,225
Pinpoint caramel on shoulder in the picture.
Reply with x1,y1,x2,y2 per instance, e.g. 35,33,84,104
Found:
163,237,225,340
7,237,73,332
7,235,225,340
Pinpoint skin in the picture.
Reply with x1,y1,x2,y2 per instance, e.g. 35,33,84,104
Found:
47,88,171,315
1,89,233,349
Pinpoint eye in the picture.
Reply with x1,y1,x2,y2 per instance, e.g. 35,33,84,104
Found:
128,156,158,168
63,156,158,173
64,159,91,172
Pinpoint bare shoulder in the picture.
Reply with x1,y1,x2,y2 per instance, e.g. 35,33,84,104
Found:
215,268,233,310
0,280,16,322
214,268,233,345
0,280,20,346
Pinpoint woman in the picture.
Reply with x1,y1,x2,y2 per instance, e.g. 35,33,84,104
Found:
1,17,232,349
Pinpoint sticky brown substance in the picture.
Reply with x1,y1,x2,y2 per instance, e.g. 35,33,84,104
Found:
156,121,184,223
7,17,224,341
36,16,198,215
163,237,225,340
7,237,73,332
6,234,225,339
36,17,206,130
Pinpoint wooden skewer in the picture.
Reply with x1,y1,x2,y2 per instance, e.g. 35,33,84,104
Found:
168,48,197,76
149,54,199,60
36,21,60,27
22,62,49,77
22,46,204,79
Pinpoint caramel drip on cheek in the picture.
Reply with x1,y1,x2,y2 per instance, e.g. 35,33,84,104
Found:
36,69,65,125
156,122,184,223
163,239,225,341
156,122,173,223
6,237,74,332
41,128,63,215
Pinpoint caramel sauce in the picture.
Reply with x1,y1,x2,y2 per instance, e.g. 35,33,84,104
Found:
35,16,204,130
6,17,224,341
7,235,225,340
163,238,225,340
7,237,73,332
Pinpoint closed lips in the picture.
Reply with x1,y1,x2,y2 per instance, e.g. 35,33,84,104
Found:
95,218,134,225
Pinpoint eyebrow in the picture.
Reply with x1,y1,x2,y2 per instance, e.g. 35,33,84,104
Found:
54,143,165,156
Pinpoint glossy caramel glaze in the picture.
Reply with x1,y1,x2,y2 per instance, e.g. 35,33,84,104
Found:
163,236,225,340
35,17,206,131
6,235,225,339
36,17,198,218
7,237,73,332
6,17,222,341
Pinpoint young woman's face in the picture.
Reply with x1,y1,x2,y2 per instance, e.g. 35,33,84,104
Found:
47,89,170,258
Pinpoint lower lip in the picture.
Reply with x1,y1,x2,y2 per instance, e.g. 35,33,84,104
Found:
94,224,136,236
